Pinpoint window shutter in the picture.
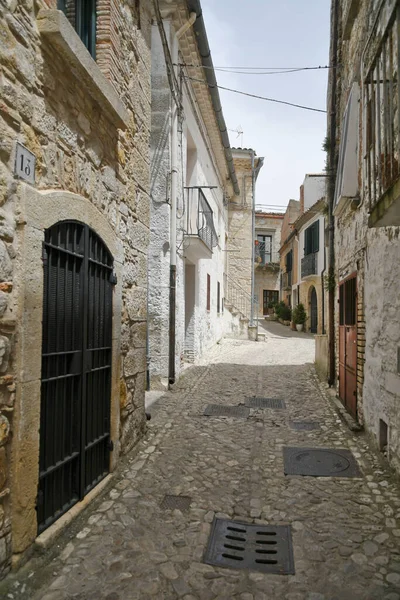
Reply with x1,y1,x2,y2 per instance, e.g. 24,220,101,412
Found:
312,221,319,253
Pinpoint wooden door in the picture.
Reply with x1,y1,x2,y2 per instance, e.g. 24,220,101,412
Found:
338,275,357,419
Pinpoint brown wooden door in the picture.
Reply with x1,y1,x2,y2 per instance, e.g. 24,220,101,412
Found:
263,290,278,315
338,275,357,419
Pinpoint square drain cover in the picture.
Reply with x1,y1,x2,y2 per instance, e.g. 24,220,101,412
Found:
203,405,250,418
289,421,320,431
283,447,361,477
204,518,294,575
160,495,191,511
246,397,286,409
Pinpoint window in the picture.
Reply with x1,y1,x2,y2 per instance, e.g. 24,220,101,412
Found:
339,276,357,326
256,234,272,264
263,290,278,307
207,274,210,311
363,3,399,209
285,249,293,272
334,83,359,207
58,0,97,58
304,221,319,256
217,282,220,314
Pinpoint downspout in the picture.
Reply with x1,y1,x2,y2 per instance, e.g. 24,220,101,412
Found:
250,154,264,327
250,151,256,327
327,0,339,385
321,230,326,335
168,13,196,387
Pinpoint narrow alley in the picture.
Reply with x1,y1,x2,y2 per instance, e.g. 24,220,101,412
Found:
1,331,400,600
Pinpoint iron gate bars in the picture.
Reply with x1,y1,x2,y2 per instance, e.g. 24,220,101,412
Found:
38,221,114,533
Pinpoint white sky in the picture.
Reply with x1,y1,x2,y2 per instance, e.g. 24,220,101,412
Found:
201,0,331,209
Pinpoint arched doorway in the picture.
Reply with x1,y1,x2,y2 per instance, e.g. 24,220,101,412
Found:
37,221,114,532
310,286,318,333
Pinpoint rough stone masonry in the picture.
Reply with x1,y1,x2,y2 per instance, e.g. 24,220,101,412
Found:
0,0,152,575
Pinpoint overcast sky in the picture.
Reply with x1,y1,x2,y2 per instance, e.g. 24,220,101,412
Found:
201,0,331,210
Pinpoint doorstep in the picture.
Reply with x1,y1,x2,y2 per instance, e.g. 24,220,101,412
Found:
35,474,113,550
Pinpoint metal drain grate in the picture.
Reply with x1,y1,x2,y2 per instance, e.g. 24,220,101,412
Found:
203,405,250,418
245,397,286,409
283,447,361,477
289,421,320,431
204,518,294,575
160,495,192,511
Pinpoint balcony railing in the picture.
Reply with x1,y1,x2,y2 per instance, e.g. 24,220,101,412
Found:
184,187,218,252
254,242,279,266
301,252,318,278
282,271,292,290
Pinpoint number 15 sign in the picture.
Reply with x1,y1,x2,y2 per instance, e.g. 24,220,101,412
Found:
14,142,36,184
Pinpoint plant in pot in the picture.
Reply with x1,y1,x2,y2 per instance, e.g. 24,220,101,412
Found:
292,303,307,332
281,304,292,325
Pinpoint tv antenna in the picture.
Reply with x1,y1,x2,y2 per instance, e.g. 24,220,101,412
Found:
228,125,244,147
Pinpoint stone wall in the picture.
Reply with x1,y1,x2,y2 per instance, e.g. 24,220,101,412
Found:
329,0,400,472
0,0,151,575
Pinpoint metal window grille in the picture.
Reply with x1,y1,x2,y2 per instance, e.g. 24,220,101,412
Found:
363,2,400,210
38,221,113,533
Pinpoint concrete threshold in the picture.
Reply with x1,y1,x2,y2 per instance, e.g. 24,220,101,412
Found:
35,474,113,550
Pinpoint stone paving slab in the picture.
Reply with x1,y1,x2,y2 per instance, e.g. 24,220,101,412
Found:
1,344,400,600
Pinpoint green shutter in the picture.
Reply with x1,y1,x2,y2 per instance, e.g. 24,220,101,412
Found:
312,221,319,253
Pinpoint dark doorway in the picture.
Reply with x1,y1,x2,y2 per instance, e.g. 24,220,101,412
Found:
338,274,357,419
37,221,114,533
263,290,279,315
310,286,318,333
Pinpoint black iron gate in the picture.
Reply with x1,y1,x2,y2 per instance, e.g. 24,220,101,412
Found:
310,286,318,333
37,221,114,533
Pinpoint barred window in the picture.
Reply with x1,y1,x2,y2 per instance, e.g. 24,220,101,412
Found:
363,2,399,209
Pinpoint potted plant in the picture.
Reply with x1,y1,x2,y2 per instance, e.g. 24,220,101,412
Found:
292,303,307,332
281,304,292,325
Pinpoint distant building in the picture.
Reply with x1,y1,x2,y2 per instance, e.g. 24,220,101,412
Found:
254,212,283,316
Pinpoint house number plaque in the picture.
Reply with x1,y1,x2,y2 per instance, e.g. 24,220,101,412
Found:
14,142,36,184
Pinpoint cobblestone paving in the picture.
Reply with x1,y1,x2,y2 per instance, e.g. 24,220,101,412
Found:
2,336,400,600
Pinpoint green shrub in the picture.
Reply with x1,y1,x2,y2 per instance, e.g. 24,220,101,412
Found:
292,303,307,325
280,305,292,321
274,301,285,318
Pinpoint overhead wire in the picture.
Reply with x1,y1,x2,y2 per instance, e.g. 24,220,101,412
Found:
183,75,327,114
175,63,336,75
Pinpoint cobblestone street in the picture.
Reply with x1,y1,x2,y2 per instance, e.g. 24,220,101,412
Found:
2,331,400,600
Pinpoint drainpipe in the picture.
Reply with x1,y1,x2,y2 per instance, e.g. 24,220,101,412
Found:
327,0,339,385
321,237,326,336
250,151,256,327
168,14,196,387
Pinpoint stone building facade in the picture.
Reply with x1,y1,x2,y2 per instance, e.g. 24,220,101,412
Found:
148,1,240,388
279,199,301,307
254,212,283,316
327,0,400,472
0,0,151,576
225,149,264,326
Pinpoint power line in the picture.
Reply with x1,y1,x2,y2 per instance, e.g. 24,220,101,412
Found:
183,75,327,114
176,63,336,75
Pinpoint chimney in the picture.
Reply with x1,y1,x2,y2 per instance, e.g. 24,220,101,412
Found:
300,185,304,214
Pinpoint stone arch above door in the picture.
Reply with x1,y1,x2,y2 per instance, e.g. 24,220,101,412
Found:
10,185,123,556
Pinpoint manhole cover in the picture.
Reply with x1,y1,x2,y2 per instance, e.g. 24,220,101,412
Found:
160,495,191,511
289,421,320,431
245,397,286,409
203,405,250,418
283,447,361,477
204,518,295,575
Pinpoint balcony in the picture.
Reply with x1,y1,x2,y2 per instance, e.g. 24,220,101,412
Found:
301,252,318,278
184,187,218,261
282,271,292,290
254,242,280,270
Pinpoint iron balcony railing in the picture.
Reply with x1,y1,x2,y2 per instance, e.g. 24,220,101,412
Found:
282,271,292,290
301,252,318,278
254,241,279,266
184,187,218,252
